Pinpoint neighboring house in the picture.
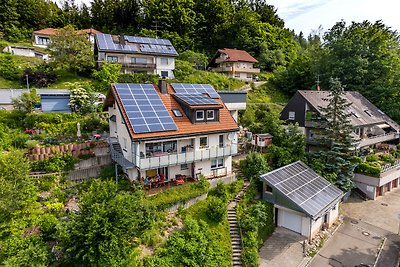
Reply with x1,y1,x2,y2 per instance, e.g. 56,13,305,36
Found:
3,46,49,60
217,90,247,122
32,28,101,48
94,33,178,78
103,81,239,181
207,48,260,81
281,90,400,151
251,133,273,151
36,89,71,113
260,161,343,240
0,89,29,110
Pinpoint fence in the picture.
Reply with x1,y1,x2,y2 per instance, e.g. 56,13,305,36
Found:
166,193,208,213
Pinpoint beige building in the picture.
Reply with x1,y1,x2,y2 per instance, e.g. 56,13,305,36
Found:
207,48,260,81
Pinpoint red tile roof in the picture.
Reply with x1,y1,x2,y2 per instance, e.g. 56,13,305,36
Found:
218,48,258,63
33,28,101,36
105,84,239,141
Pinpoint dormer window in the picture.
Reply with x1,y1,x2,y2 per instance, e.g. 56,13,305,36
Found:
207,110,215,120
172,109,182,117
196,110,204,121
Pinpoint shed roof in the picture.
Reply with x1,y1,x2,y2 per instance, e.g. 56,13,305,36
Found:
36,89,70,96
33,28,101,36
260,161,343,219
298,90,400,131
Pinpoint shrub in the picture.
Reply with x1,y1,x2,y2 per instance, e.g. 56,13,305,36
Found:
366,154,379,162
22,65,57,87
209,182,229,202
31,154,78,173
206,196,226,222
355,162,381,177
379,153,395,164
39,213,58,239
0,54,19,80
118,73,160,84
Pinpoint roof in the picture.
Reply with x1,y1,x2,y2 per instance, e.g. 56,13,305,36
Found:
214,48,258,64
33,28,101,36
104,83,238,140
260,161,343,219
298,90,400,131
257,133,273,139
95,33,178,56
36,89,70,96
0,89,29,104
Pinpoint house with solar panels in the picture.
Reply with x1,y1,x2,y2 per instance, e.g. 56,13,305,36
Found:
103,80,239,181
260,161,343,240
94,33,178,78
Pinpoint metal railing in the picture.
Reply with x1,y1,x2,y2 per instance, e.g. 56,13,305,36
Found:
108,138,135,169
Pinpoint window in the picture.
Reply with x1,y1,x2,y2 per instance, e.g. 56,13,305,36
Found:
206,110,215,120
107,56,118,62
364,110,373,117
172,109,182,117
288,111,295,120
196,110,204,121
181,164,188,170
211,158,224,169
123,138,127,149
247,73,252,79
266,184,273,193
351,111,360,118
234,73,240,78
161,58,169,65
199,136,208,148
219,134,224,148
37,37,50,45
161,71,169,78
132,57,147,64
163,141,177,153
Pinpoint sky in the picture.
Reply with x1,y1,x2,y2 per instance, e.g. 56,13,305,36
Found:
268,0,400,36
75,0,400,36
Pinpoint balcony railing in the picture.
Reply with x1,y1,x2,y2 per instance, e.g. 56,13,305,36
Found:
232,67,260,73
121,62,156,69
358,132,399,148
304,120,326,128
108,138,135,170
139,144,238,170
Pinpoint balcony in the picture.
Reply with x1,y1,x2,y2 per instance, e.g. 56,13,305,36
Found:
139,144,238,170
354,160,400,187
232,67,260,73
211,66,233,72
304,120,326,128
121,62,156,69
357,132,399,148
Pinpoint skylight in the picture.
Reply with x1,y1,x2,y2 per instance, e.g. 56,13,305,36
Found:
172,109,182,117
364,110,373,117
351,111,360,118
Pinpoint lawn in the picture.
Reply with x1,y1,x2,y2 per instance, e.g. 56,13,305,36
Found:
247,81,289,113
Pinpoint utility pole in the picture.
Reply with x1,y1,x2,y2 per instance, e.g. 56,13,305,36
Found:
26,74,29,90
315,74,320,91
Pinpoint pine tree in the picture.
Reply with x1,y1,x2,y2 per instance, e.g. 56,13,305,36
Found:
319,78,355,191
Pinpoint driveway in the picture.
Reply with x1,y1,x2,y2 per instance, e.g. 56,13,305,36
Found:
309,188,400,267
259,227,307,267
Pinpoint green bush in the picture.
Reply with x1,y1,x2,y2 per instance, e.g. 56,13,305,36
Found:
206,196,226,222
355,162,381,177
209,182,229,202
31,154,78,173
379,153,395,164
39,213,58,239
0,54,19,80
366,154,379,162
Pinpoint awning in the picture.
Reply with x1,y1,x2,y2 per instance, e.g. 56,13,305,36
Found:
376,124,390,129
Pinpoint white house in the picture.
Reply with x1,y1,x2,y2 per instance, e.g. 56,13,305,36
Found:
32,28,100,49
260,161,343,240
103,81,239,181
3,46,49,60
94,34,178,78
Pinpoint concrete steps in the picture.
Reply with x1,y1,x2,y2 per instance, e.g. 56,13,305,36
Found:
228,181,250,267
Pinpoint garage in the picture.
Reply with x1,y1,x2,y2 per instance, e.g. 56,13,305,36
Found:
278,209,303,234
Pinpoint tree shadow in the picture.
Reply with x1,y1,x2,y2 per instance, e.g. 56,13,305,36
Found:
320,245,377,267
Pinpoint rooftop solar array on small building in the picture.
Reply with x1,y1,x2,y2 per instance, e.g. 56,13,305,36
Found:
114,83,177,133
171,83,220,98
96,33,178,56
260,161,343,218
174,94,220,106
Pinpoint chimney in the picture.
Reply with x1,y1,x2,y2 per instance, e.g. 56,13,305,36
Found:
119,34,126,45
158,79,167,94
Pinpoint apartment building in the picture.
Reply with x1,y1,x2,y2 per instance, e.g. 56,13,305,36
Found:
94,33,178,78
103,81,239,181
207,48,260,81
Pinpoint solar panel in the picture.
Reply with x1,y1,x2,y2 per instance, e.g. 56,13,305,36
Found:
174,94,219,106
96,34,139,52
114,84,177,134
126,36,172,46
260,161,343,218
140,44,177,55
171,83,220,98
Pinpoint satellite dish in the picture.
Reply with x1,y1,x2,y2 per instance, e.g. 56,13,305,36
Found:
228,133,235,141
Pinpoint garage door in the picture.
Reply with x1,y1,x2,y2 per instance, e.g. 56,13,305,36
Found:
41,95,71,113
279,209,302,234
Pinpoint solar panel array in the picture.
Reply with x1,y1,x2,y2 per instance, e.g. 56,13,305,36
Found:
96,34,178,56
114,84,177,134
126,36,172,46
260,161,343,218
171,83,220,98
174,94,220,106
96,34,138,52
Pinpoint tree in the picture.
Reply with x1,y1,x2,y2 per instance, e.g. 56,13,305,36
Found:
48,25,95,75
92,62,122,92
317,78,355,191
320,20,400,122
240,152,270,180
60,180,152,266
12,89,40,113
68,85,96,114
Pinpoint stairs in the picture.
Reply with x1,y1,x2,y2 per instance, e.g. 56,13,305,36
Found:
228,181,250,267
108,139,135,169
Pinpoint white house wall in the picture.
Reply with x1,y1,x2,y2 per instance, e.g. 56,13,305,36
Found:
155,56,175,78
112,103,133,162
